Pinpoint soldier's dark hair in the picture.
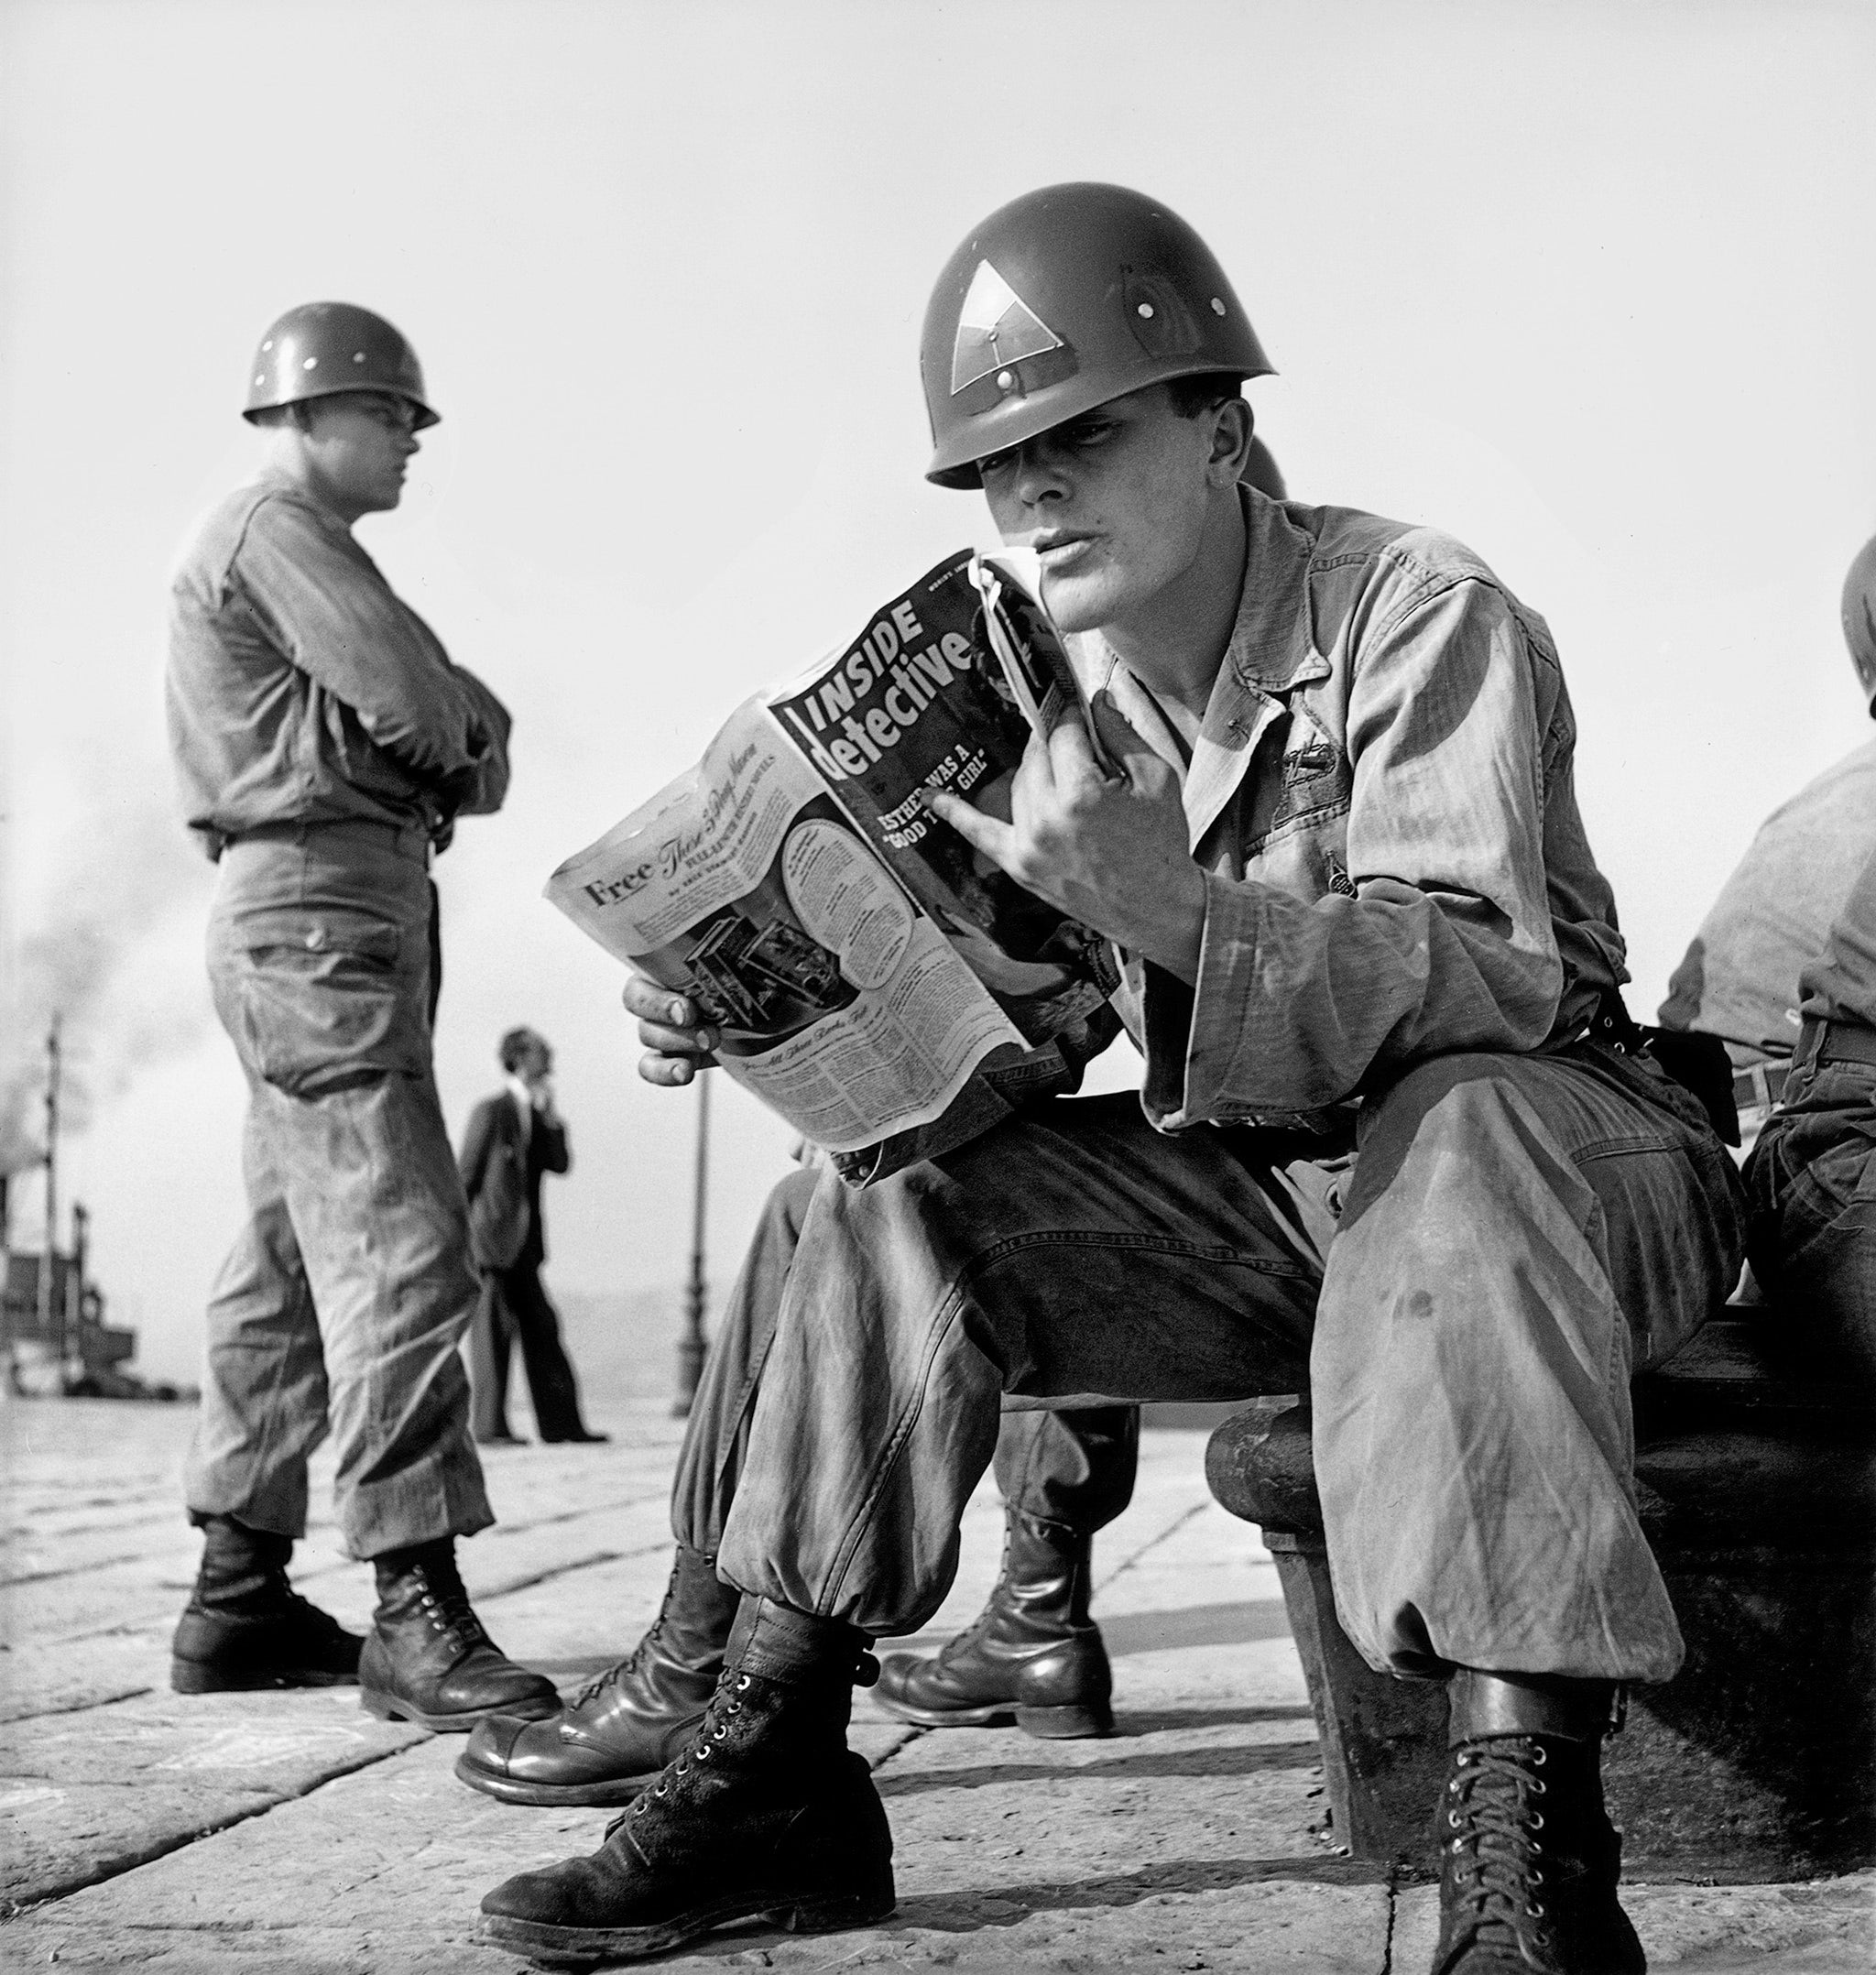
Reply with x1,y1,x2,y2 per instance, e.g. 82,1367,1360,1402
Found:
499,1027,545,1072
1165,372,1246,419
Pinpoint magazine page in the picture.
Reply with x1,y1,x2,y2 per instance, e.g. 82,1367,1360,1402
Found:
544,701,1024,1154
762,551,1119,1042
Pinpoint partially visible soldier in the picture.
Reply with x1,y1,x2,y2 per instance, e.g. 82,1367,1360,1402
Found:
1743,840,1876,1377
1657,536,1876,1150
166,302,559,1732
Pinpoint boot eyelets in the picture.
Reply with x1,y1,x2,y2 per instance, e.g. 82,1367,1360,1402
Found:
1532,1779,1546,1795
736,1675,752,1690
1530,1746,1546,1765
1447,1811,1460,1828
1529,1902,1545,1918
1530,1812,1543,1829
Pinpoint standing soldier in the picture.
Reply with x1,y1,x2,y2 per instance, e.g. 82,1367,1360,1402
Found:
165,302,559,1732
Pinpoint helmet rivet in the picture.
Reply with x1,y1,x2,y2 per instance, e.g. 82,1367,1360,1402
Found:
353,352,367,363
254,374,265,384
1137,302,1155,319
1211,297,1227,316
261,340,273,351
996,369,1015,391
302,356,318,369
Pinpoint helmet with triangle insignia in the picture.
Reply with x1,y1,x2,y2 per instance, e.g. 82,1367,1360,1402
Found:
920,182,1271,489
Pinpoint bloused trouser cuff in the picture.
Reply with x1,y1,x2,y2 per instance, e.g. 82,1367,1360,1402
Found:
715,1060,1744,1684
668,1168,1142,1556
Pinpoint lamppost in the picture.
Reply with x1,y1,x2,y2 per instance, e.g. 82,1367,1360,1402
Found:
671,1073,710,1418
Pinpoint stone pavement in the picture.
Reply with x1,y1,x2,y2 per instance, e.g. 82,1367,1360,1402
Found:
1,1394,1870,1973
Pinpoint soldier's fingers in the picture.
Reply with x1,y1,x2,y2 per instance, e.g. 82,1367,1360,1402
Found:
637,1018,718,1056
622,973,696,1027
923,788,1016,865
638,1051,713,1087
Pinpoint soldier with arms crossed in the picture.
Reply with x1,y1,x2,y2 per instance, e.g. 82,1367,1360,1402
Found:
480,189,1745,1974
166,304,558,1732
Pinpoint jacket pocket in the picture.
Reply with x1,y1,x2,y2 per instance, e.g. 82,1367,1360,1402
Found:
212,906,428,1097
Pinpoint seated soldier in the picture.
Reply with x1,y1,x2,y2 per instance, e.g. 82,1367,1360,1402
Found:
1657,535,1876,1152
480,183,1745,1975
454,445,1297,1808
1741,834,1876,1380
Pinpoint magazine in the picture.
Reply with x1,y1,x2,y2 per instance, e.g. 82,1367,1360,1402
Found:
545,549,1119,1155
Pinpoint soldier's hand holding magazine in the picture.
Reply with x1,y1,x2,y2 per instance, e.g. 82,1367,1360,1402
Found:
922,692,1204,985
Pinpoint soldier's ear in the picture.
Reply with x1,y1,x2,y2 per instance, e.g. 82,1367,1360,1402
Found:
1209,398,1253,479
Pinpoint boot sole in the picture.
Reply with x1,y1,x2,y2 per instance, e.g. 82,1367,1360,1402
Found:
171,1661,359,1694
482,1879,897,1967
453,1751,658,1807
360,1687,562,1734
873,1694,1112,1738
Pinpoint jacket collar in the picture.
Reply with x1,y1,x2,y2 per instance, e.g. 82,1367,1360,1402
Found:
1088,487,1330,848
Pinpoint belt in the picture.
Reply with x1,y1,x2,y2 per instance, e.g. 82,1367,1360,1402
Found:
1795,1016,1876,1074
221,817,431,865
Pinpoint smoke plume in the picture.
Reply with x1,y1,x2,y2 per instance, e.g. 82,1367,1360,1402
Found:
3,787,212,1183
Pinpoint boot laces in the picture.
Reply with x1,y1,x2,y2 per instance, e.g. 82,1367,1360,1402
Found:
568,1554,687,1708
412,1569,490,1656
1442,1739,1557,1966
611,1665,752,1830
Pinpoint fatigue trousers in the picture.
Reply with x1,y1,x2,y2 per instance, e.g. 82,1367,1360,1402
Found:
670,1168,1140,1564
183,824,492,1559
713,1046,1743,1685
1744,1053,1876,1380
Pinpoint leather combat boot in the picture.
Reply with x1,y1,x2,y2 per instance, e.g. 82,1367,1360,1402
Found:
455,1544,741,1806
170,1515,363,1693
1433,1670,1644,1975
874,1508,1112,1738
480,1596,896,1965
358,1538,561,1732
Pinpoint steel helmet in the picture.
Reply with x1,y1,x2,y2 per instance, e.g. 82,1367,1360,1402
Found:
243,301,439,428
1843,533,1876,715
921,182,1271,489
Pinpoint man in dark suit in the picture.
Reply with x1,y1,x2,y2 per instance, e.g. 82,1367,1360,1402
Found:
459,1028,605,1445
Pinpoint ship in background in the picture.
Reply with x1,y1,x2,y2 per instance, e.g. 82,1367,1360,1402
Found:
1,1022,186,1401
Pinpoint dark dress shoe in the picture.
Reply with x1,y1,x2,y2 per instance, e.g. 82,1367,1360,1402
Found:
540,1427,610,1444
171,1517,361,1693
875,1510,1111,1737
456,1544,739,1806
480,1599,893,1964
358,1539,560,1732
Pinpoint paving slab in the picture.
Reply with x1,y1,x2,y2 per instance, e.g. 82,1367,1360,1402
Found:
2,1397,1869,1973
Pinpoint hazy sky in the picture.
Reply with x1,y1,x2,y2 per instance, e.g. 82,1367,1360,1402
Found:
4,0,1872,1380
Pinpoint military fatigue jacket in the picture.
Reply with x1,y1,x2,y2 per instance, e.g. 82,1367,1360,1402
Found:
167,471,510,855
1077,486,1628,1131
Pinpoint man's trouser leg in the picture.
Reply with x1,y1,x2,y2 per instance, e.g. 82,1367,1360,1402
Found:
184,1103,331,1537
993,1405,1139,1532
1311,1047,1744,1683
717,1093,1328,1634
503,1265,588,1438
717,1060,1741,1674
467,1274,517,1441
183,828,492,1559
668,1164,821,1553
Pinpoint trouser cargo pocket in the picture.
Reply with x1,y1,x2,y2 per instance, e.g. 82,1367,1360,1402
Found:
210,904,431,1097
